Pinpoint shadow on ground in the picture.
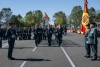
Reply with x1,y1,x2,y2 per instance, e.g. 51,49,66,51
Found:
14,58,51,61
1,47,34,49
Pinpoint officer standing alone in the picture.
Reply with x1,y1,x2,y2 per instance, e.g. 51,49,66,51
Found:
84,24,91,58
6,23,16,60
87,22,98,60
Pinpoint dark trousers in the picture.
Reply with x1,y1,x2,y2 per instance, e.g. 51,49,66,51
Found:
43,33,46,39
38,34,41,44
85,43,91,56
0,37,2,47
90,44,98,59
8,39,15,58
28,34,31,40
58,35,62,46
48,35,52,46
40,34,42,42
34,35,38,46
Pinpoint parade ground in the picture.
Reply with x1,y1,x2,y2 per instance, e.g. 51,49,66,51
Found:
0,33,100,67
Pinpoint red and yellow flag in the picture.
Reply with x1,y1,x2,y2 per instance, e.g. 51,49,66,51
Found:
81,0,89,34
44,12,50,20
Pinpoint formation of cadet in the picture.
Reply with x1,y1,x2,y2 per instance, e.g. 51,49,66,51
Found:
84,22,98,61
16,27,32,40
33,24,66,47
0,23,67,48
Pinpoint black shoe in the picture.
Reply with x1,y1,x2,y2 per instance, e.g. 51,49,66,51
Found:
85,56,90,58
36,45,38,47
84,55,87,57
91,58,97,61
59,44,61,46
8,57,15,60
84,55,90,57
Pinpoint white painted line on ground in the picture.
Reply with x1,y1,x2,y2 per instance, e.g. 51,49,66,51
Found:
2,43,8,48
32,47,37,52
20,61,26,67
20,47,37,67
61,47,76,67
2,41,17,48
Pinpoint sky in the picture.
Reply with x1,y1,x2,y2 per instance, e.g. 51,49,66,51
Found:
0,0,100,24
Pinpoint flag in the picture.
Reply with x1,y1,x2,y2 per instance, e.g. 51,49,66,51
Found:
44,12,50,20
81,0,89,34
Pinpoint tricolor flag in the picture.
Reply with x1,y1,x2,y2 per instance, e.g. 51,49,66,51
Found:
44,12,50,20
81,0,89,34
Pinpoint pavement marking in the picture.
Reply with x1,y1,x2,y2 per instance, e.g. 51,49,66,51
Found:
2,43,8,48
2,41,17,48
61,47,76,67
32,47,37,52
20,61,26,67
20,47,37,67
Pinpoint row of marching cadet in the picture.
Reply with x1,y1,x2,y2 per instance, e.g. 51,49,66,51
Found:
0,25,67,40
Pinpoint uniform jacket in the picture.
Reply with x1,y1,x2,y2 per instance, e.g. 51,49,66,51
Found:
87,28,98,44
84,29,90,42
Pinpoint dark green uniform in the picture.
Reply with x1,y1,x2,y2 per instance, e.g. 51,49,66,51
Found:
6,27,16,59
84,29,91,57
87,28,98,60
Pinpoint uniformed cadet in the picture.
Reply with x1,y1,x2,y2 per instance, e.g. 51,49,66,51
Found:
17,27,21,40
64,26,67,35
19,28,22,40
47,25,53,46
3,28,7,40
33,24,40,46
54,27,58,41
87,22,98,60
40,26,43,42
27,27,32,40
21,28,24,40
15,28,17,40
23,28,27,40
0,25,3,48
84,24,91,58
43,26,47,40
57,24,63,46
6,23,16,60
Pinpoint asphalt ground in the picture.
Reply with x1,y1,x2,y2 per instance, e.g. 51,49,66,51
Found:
0,33,100,67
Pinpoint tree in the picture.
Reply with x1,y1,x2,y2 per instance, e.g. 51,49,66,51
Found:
17,14,22,20
70,6,83,28
1,8,12,23
53,11,67,26
34,10,43,24
16,14,25,27
95,10,100,22
24,10,43,26
24,11,36,26
9,15,19,26
88,7,96,22
0,11,3,22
